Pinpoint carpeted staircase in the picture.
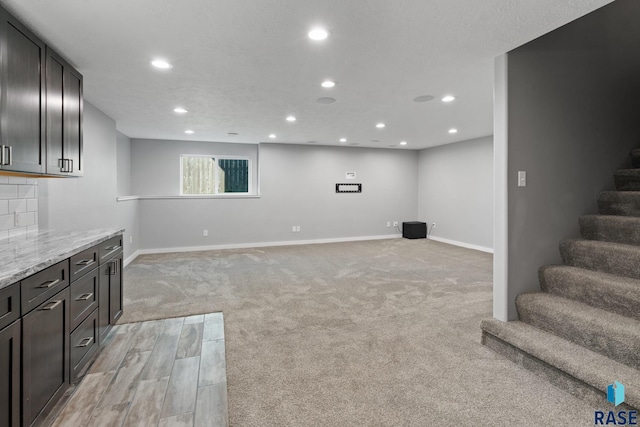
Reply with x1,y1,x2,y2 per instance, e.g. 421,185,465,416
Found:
481,148,640,409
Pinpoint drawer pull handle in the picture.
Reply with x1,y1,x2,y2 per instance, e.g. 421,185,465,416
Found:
109,259,119,275
76,259,95,267
40,300,62,311
38,279,61,289
76,337,94,348
76,293,94,301
105,245,121,251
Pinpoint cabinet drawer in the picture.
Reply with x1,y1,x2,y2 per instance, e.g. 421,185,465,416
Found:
70,308,98,382
70,267,99,331
70,247,98,282
99,235,123,264
21,260,69,316
0,283,20,330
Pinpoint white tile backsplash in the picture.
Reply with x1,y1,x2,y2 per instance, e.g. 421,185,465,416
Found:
8,176,27,185
18,185,36,199
0,181,38,239
0,185,17,199
9,198,27,213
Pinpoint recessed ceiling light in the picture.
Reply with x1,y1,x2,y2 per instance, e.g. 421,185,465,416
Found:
308,27,329,41
413,95,434,103
321,80,336,88
448,128,458,134
227,132,238,137
317,97,336,104
376,123,386,129
442,95,456,102
400,141,408,146
185,130,194,134
151,59,173,69
269,134,276,139
173,107,187,113
339,138,347,143
286,115,296,122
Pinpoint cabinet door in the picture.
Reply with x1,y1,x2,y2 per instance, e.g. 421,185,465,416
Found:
98,262,111,342
0,8,45,174
45,49,65,175
109,255,123,324
45,48,83,176
0,320,20,427
64,66,83,176
22,288,70,427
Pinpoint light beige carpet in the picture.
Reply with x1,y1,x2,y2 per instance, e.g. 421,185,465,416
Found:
122,238,600,426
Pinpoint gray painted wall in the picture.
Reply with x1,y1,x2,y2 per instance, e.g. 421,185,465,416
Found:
132,142,418,250
501,0,640,319
418,136,493,250
131,139,259,195
39,102,140,262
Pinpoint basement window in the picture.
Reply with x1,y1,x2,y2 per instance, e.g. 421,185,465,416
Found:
180,155,251,195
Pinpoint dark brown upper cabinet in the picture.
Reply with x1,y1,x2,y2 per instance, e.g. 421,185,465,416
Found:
0,8,46,174
46,48,83,177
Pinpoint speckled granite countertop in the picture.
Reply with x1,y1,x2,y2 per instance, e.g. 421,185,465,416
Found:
0,228,124,290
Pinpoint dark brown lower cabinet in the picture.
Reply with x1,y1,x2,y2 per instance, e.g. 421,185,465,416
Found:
98,252,123,343
70,308,99,382
110,253,123,325
0,319,21,427
22,288,70,427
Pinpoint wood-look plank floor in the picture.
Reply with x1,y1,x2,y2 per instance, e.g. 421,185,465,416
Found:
49,313,228,427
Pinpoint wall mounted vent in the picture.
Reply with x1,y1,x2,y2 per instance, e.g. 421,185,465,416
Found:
335,183,362,193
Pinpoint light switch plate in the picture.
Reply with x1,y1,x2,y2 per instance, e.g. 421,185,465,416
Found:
518,171,527,187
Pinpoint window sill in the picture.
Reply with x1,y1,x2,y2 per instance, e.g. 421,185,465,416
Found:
116,194,261,202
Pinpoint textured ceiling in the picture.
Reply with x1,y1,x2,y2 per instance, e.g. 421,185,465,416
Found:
1,0,613,149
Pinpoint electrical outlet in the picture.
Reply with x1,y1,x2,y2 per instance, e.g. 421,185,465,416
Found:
292,226,296,232
203,229,209,237
432,223,436,229
393,221,398,227
297,226,301,232
386,221,391,227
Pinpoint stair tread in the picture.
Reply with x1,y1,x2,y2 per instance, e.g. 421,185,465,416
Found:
481,318,640,409
540,265,640,320
517,293,640,368
598,191,640,217
615,169,640,176
579,215,640,246
560,238,640,280
631,149,640,168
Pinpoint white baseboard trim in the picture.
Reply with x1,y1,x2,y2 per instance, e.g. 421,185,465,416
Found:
427,236,494,254
137,234,403,256
124,250,141,267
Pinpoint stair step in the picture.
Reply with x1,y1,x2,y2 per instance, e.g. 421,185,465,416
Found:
516,293,640,369
598,191,640,217
579,215,640,246
560,238,640,280
481,319,640,409
614,169,640,191
539,265,640,321
632,149,640,169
